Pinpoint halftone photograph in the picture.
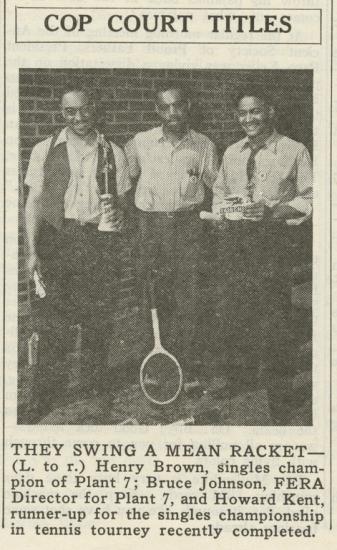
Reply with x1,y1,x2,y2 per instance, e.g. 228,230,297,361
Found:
18,68,312,426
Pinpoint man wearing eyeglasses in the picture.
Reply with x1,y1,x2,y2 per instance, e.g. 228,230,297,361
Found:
24,85,131,419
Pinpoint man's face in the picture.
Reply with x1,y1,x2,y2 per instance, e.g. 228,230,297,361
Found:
237,96,273,139
155,88,190,133
61,91,96,137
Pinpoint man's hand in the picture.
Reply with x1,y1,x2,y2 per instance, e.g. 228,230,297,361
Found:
27,252,42,280
105,208,125,231
201,209,228,229
242,201,267,221
100,194,125,231
272,204,304,220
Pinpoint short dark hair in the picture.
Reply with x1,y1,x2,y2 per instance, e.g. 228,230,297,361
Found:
154,81,190,104
234,86,274,109
61,81,94,104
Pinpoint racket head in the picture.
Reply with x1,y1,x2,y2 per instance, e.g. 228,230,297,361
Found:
140,348,183,406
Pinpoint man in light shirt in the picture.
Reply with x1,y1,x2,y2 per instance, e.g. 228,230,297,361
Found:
212,87,313,424
25,85,131,418
125,83,218,376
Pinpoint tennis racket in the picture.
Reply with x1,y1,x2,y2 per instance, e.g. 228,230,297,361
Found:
140,274,183,406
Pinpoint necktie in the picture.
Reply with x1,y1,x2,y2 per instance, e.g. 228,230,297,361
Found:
246,144,264,201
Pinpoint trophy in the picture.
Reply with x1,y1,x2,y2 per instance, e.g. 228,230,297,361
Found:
97,134,122,232
200,195,249,222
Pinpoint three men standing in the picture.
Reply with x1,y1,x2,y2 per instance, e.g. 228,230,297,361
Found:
24,78,312,424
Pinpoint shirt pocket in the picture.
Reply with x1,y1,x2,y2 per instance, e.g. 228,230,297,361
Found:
181,152,201,200
276,164,297,201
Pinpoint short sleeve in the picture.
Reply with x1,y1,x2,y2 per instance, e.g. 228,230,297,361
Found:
24,137,52,193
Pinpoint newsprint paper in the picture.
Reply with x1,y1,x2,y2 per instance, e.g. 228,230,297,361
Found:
0,0,336,548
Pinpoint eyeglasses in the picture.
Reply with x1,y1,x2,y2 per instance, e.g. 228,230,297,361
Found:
63,104,95,118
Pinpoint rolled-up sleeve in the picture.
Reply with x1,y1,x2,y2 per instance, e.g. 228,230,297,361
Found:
287,146,313,215
111,143,132,196
202,140,219,189
124,138,141,180
24,138,51,193
212,151,231,209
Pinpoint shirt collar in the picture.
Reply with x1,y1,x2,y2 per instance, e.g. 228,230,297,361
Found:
157,126,196,144
53,127,68,146
53,127,100,147
241,129,279,154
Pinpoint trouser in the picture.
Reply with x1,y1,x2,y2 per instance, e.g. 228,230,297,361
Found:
214,220,294,421
137,210,203,369
31,220,120,410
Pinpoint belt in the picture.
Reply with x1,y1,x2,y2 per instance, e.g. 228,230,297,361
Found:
63,219,99,230
139,208,200,219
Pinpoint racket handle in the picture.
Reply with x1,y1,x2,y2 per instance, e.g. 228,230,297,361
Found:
199,210,220,222
146,272,157,309
150,308,161,347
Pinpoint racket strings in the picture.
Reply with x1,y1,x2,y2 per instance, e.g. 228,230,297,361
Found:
142,353,181,403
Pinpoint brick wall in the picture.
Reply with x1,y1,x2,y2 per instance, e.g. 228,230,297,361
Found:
19,68,313,357
20,68,313,171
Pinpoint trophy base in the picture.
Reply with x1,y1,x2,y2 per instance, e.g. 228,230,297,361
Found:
98,193,121,232
97,221,120,232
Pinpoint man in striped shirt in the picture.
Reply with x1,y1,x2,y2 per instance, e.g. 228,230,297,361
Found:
125,83,218,375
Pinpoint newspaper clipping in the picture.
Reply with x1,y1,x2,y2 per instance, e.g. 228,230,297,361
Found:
1,0,336,548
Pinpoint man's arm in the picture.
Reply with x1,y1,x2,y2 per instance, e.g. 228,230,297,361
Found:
202,140,219,189
212,151,231,211
25,187,43,278
24,139,50,278
245,145,313,222
273,145,313,221
123,137,142,220
112,143,132,213
124,137,141,185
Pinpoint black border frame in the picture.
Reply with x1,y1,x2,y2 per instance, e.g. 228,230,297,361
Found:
15,7,322,45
